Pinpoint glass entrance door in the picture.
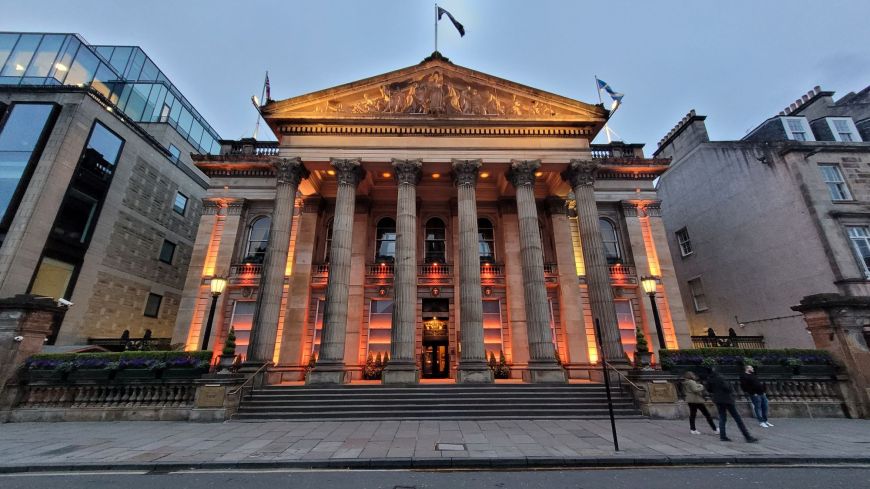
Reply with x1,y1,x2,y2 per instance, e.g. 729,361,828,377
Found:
422,298,449,379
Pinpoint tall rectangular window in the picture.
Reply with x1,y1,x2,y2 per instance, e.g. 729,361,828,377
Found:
367,299,393,356
675,227,693,257
143,293,162,318
615,300,638,359
168,143,181,163
482,300,504,358
229,301,255,360
688,277,708,312
312,299,325,356
0,103,57,225
819,164,852,201
159,239,176,264
847,226,870,279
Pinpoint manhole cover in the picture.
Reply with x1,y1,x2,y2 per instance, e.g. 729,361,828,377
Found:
435,443,466,451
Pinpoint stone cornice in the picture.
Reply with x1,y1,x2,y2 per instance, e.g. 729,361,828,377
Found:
276,123,595,138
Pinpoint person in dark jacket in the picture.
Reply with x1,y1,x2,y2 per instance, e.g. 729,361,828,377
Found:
705,369,758,443
740,365,773,428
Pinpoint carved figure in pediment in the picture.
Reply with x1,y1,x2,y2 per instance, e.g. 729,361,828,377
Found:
460,85,474,114
426,72,445,114
447,84,462,113
485,91,505,116
327,100,343,112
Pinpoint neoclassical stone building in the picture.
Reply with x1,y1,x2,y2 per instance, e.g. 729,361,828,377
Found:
172,53,690,383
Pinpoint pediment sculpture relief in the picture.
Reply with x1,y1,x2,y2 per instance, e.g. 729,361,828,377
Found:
305,70,566,118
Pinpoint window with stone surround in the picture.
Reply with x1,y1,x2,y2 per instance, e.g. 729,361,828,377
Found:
244,216,270,263
425,217,446,263
599,218,621,263
478,217,495,263
675,227,693,257
172,192,188,215
229,300,255,360
375,217,396,263
159,239,175,264
143,292,162,318
688,277,708,312
819,164,852,201
847,226,870,279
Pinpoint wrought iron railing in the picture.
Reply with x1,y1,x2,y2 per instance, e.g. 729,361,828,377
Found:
691,336,766,349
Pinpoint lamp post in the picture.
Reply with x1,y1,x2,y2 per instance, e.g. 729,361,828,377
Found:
200,276,227,351
641,276,667,351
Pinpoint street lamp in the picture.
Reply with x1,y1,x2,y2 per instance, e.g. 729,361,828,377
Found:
641,276,668,351
200,276,227,351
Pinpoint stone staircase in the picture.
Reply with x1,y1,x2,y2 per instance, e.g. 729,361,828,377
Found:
233,383,643,421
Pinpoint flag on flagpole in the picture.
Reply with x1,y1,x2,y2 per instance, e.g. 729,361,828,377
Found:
596,78,624,110
437,6,465,36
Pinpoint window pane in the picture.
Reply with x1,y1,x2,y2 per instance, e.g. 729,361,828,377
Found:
125,49,145,80
482,300,503,357
367,299,393,356
0,34,40,77
47,36,80,84
173,191,187,214
65,46,100,86
87,123,123,166
123,83,152,121
107,46,132,74
615,300,638,359
52,190,98,243
23,34,64,78
159,240,175,263
230,301,256,360
91,62,120,98
144,293,162,317
29,257,75,299
139,59,158,81
0,33,20,68
0,103,55,220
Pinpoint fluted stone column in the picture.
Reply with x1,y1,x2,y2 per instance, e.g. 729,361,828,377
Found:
383,159,422,384
561,160,626,362
507,160,567,383
452,159,493,383
247,158,309,364
308,158,364,384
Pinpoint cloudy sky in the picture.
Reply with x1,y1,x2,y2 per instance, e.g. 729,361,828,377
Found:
4,0,869,148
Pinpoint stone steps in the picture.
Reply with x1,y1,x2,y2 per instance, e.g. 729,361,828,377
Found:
233,384,643,421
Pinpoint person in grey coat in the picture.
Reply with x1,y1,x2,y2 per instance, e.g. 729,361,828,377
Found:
682,371,718,435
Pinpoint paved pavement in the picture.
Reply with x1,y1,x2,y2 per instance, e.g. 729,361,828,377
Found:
0,418,869,472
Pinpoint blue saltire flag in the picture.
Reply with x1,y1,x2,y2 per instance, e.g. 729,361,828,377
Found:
597,78,624,110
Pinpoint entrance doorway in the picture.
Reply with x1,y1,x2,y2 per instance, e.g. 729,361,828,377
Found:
422,298,449,379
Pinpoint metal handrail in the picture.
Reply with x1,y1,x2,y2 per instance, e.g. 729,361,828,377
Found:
228,362,271,396
602,360,644,392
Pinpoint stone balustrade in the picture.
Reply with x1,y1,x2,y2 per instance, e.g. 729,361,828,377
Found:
18,382,196,409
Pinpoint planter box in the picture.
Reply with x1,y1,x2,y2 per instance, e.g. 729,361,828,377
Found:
69,369,114,382
161,368,207,379
115,368,158,381
794,365,836,377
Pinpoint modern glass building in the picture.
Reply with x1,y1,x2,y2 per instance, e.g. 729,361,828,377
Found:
0,32,220,154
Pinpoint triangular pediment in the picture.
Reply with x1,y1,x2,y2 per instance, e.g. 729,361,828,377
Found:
263,54,608,127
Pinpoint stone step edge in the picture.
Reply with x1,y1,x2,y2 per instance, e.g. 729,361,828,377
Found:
2,455,867,474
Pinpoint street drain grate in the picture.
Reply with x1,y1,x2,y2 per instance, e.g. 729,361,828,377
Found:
435,443,466,451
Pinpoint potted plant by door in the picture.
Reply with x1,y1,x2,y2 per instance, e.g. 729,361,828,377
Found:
217,328,237,373
634,327,652,369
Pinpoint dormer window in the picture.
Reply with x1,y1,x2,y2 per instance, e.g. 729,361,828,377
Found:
782,117,814,141
827,117,861,142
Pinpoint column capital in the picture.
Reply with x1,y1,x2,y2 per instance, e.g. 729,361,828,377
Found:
274,157,310,186
562,159,599,188
226,199,246,215
330,158,365,187
621,200,663,217
507,159,541,188
391,159,423,185
451,159,482,187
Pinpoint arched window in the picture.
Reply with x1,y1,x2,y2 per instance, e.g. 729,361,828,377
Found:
478,218,495,263
375,217,396,262
244,216,271,263
324,218,334,263
425,217,446,263
599,218,621,263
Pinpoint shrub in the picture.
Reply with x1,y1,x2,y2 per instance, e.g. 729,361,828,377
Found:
495,350,511,379
659,348,834,370
635,327,649,354
222,328,236,357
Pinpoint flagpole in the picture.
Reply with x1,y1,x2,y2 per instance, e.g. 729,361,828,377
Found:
434,3,438,52
253,71,268,140
595,76,612,143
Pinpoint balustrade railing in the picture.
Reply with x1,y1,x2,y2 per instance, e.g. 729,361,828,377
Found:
728,377,840,403
692,335,766,349
543,263,558,276
18,383,196,409
367,263,395,277
224,141,279,156
480,262,504,282
419,263,451,276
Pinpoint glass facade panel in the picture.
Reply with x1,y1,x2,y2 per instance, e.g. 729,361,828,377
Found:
0,103,55,222
23,34,63,78
29,257,75,300
48,36,80,84
0,34,40,78
0,33,19,68
139,59,158,81
125,49,145,80
91,62,119,99
107,46,132,74
87,122,123,166
65,45,99,86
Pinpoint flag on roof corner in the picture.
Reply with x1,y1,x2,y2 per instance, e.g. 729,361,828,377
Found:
437,7,465,37
597,78,624,110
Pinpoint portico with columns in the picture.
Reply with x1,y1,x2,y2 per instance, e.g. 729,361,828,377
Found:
173,53,689,384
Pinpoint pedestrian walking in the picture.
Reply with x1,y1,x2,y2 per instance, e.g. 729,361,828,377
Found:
740,365,773,428
705,369,758,443
682,371,718,435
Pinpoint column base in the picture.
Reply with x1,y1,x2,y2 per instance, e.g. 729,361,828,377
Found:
524,362,568,383
457,361,494,384
306,362,347,385
382,361,420,385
